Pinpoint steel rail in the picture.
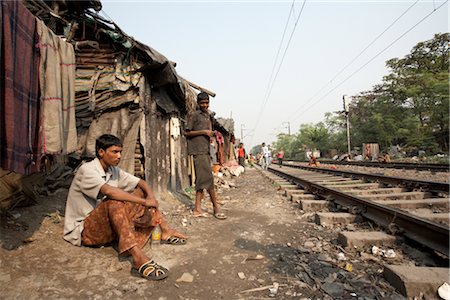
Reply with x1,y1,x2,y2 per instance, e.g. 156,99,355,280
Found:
285,160,449,172
268,166,450,255
283,164,449,192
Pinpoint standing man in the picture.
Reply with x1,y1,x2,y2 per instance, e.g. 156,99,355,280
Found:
261,142,269,170
237,142,246,168
185,92,227,220
63,134,187,281
276,147,284,167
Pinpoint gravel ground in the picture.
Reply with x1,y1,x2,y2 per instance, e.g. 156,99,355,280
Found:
1,167,444,299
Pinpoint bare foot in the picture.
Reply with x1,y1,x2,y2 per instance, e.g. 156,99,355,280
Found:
161,228,188,241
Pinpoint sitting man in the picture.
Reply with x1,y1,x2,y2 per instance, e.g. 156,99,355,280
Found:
63,134,187,281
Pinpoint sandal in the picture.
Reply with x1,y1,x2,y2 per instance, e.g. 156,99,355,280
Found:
137,260,169,280
193,212,209,218
214,212,227,220
162,236,187,245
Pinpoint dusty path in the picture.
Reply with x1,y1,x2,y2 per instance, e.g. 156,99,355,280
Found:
0,167,404,299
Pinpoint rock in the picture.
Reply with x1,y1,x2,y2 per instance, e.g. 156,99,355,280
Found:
438,282,450,300
176,272,194,283
269,282,279,297
238,272,246,279
0,273,11,282
318,253,333,262
337,252,347,261
304,241,315,249
210,269,217,274
321,282,345,298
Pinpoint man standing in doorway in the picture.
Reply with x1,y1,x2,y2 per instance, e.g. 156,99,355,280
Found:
185,92,227,220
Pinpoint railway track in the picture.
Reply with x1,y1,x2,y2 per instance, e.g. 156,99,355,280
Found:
260,164,450,297
284,159,450,172
266,164,449,254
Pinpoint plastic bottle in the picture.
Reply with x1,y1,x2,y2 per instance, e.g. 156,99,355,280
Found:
151,225,161,244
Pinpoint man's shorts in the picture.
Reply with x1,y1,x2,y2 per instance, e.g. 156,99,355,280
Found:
193,153,214,190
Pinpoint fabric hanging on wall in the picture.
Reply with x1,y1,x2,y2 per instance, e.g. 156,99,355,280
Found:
81,108,141,158
0,1,40,174
119,114,143,175
215,131,225,165
170,117,180,139
36,19,77,154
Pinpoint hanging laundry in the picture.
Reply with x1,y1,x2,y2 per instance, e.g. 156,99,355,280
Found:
0,1,40,174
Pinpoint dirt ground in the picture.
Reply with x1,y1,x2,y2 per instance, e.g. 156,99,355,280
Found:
0,167,415,299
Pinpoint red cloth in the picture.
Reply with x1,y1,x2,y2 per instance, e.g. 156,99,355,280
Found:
1,2,40,174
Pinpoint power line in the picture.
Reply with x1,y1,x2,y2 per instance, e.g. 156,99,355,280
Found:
251,0,296,145
291,0,448,124
251,0,307,145
287,0,420,122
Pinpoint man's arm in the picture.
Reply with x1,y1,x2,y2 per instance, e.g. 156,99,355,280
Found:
136,179,158,202
184,129,214,138
100,183,159,208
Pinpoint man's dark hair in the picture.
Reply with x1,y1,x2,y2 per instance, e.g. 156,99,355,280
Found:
197,92,209,102
95,134,122,158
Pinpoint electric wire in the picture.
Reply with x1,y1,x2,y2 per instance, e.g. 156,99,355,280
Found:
249,0,296,145
291,0,448,124
287,0,420,122
250,0,307,145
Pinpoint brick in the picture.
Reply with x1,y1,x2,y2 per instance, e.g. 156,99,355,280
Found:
329,183,381,189
377,198,450,210
414,212,449,225
337,231,396,248
383,265,450,298
343,187,406,195
361,192,432,201
315,212,357,225
285,189,307,198
300,200,328,212
292,194,316,201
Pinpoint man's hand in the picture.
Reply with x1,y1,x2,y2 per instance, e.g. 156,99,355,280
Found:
143,198,159,208
204,130,215,137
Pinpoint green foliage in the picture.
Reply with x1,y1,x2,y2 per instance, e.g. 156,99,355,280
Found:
272,33,449,156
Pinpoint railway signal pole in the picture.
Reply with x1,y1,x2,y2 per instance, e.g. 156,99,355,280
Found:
282,122,291,135
343,95,351,157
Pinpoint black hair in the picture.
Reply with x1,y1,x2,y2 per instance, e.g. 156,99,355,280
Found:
95,134,122,158
197,92,209,102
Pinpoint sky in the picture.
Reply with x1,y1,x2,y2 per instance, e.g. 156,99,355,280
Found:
100,0,448,150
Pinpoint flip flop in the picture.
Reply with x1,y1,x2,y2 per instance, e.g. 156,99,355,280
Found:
161,236,187,245
214,212,227,220
193,212,209,218
136,260,169,281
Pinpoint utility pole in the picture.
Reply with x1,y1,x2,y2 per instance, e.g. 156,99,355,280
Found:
282,122,291,135
343,95,351,157
241,124,245,142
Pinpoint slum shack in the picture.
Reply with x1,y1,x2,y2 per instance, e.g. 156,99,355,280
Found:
1,0,234,209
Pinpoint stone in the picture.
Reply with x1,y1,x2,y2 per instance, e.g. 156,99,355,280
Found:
176,272,194,283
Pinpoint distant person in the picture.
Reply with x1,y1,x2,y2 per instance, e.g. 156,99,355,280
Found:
267,144,273,165
248,154,255,167
277,147,284,167
308,154,319,166
364,144,371,160
63,134,187,281
237,142,246,168
184,92,227,220
378,152,391,163
261,142,269,170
